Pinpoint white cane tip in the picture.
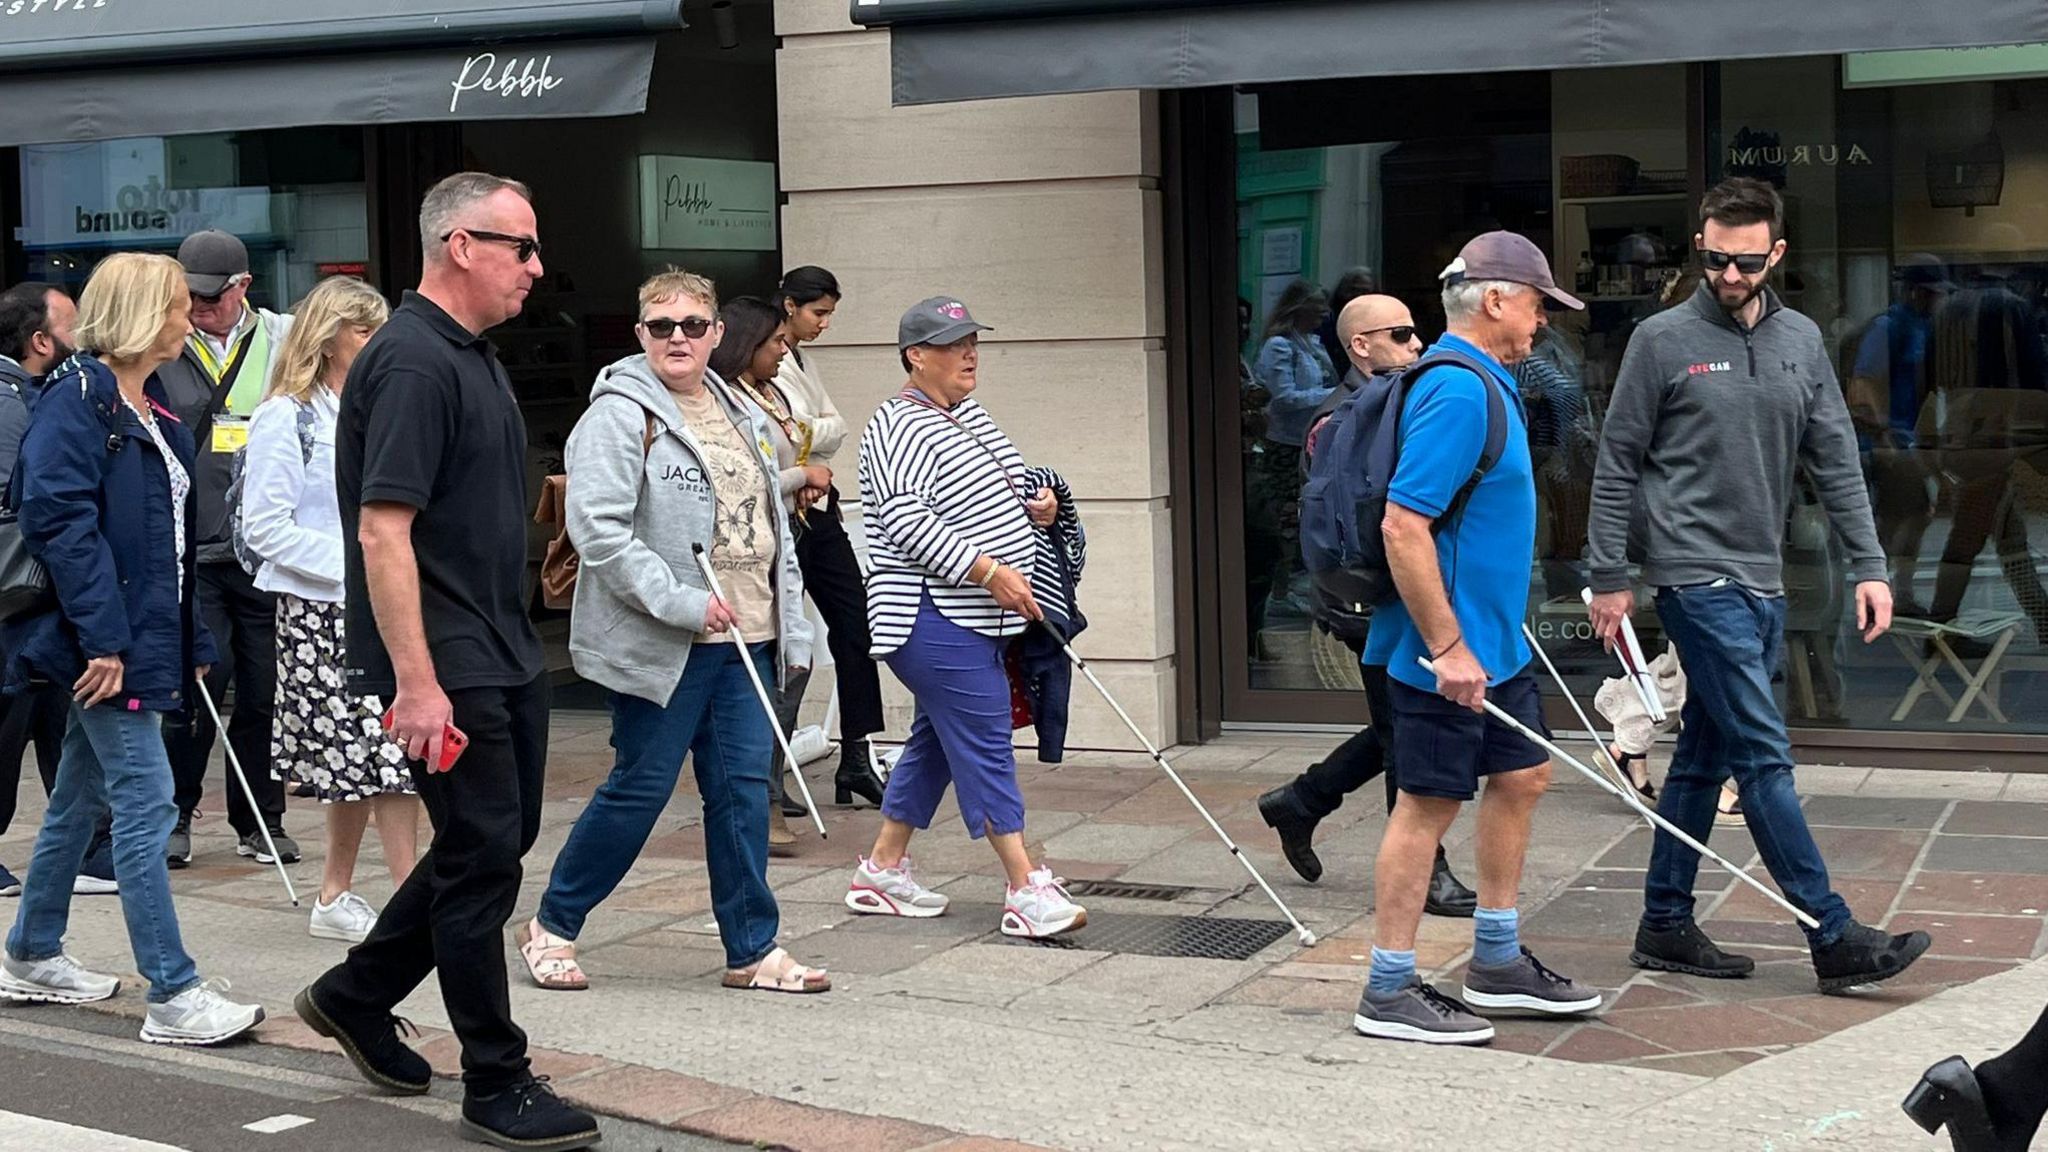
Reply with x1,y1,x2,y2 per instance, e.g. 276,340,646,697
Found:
1298,930,1317,947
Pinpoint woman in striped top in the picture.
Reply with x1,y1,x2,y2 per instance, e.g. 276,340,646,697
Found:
843,296,1087,939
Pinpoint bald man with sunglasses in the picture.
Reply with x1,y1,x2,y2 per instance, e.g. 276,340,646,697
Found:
1257,294,1478,915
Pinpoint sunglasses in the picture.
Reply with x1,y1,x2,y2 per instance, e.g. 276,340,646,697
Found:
1701,250,1771,275
441,227,542,263
641,316,714,341
1359,325,1420,344
192,274,248,305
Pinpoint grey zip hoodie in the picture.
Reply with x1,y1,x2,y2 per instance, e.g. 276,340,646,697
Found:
565,354,812,706
1588,282,1885,595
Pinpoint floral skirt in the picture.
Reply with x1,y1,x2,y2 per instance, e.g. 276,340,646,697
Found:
270,593,416,803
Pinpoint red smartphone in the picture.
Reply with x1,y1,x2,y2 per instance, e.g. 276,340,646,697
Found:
382,708,469,771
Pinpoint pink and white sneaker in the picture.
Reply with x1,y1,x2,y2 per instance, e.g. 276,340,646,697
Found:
1002,867,1087,938
845,855,950,918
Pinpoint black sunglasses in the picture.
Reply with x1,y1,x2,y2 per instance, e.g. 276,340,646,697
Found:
1360,324,1420,344
641,316,714,341
441,228,542,263
1701,250,1771,275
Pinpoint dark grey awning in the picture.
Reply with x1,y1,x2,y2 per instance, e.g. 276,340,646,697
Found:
0,1,682,146
856,0,2048,104
0,0,682,72
0,37,660,146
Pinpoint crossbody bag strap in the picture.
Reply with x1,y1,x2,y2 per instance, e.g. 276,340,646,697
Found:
190,333,255,450
894,390,1024,504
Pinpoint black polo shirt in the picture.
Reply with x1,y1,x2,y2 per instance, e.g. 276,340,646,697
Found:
337,290,541,695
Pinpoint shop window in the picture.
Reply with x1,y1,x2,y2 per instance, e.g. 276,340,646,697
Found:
15,128,366,309
1229,56,2048,736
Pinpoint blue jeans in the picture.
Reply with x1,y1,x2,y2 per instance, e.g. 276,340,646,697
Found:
537,643,778,969
7,704,200,1002
1643,583,1853,947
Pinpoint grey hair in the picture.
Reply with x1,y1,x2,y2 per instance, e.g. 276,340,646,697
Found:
418,172,533,263
1441,278,1529,324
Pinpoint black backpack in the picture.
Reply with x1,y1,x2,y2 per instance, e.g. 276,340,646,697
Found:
1297,351,1509,644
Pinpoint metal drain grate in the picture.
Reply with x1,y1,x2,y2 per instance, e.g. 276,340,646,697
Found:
995,913,1291,960
1061,880,1193,902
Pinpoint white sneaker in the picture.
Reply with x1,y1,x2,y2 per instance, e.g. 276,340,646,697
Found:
1001,866,1087,938
72,873,118,896
0,951,121,1004
845,855,950,918
140,979,264,1046
309,892,378,944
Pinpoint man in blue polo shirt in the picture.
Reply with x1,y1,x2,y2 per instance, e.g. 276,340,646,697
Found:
1353,231,1603,1045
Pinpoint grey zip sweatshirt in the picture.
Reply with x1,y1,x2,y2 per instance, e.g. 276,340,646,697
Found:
1588,282,1885,595
564,355,812,706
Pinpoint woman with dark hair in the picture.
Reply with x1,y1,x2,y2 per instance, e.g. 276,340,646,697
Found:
710,296,838,853
1256,280,1336,456
769,267,888,811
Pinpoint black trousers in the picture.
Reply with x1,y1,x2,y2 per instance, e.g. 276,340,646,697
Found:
316,674,549,1094
0,681,66,836
164,561,283,836
793,494,884,743
1292,643,1400,821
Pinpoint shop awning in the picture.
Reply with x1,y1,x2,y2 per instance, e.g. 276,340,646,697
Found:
0,0,684,146
853,0,2048,105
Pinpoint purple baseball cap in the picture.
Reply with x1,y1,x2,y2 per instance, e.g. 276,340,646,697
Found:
1439,231,1584,310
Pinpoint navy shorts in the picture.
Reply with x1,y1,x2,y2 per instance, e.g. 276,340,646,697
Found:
1388,670,1551,801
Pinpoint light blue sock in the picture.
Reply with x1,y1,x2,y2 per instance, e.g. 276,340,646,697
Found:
1473,906,1520,967
1368,947,1416,995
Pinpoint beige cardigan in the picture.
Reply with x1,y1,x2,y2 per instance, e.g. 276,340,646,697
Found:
772,344,849,468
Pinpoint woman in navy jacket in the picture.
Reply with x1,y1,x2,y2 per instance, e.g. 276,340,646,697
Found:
0,252,263,1046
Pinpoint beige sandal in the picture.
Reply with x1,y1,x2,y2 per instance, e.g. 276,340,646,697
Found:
519,917,589,991
722,946,830,994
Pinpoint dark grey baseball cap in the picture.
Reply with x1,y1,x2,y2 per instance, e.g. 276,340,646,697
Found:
897,296,992,351
1441,230,1584,310
176,229,250,296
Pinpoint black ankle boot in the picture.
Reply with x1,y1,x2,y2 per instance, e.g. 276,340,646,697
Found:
1256,784,1322,884
1902,1056,2001,1152
835,740,886,808
1423,849,1477,918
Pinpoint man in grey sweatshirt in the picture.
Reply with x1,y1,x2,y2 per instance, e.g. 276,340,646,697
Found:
1586,178,1930,996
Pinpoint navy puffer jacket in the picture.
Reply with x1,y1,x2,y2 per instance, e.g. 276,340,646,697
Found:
3,354,217,713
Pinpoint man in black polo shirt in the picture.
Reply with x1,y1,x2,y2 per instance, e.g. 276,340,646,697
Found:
294,173,598,1152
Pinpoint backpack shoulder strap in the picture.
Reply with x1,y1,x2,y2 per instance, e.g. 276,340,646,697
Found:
1397,349,1512,469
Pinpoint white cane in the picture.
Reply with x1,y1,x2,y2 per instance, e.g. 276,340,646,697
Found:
691,544,827,838
193,677,299,906
1416,656,1819,930
1050,624,1316,946
1581,587,1666,723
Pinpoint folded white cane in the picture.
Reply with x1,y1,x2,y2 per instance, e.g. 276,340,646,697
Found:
1047,623,1316,946
1416,656,1819,930
193,677,299,906
691,545,827,838
1581,587,1666,723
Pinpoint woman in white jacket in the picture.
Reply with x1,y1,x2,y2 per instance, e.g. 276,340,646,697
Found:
239,277,420,944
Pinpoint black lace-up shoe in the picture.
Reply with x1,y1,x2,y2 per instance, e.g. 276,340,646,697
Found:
1812,921,1930,995
294,985,431,1095
461,1075,602,1152
1631,920,1756,979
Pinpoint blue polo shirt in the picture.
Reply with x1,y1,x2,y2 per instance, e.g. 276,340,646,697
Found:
1362,333,1537,692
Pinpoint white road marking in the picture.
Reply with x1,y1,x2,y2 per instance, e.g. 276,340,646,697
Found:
0,1108,190,1151
244,1113,317,1134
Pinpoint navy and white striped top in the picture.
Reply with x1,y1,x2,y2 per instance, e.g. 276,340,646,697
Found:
859,395,1069,655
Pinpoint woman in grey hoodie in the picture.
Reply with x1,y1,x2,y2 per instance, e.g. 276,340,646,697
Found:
517,270,826,995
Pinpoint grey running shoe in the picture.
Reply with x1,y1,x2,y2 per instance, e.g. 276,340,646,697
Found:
167,814,193,870
1352,979,1495,1045
140,979,264,1046
0,951,121,1004
237,829,301,865
1462,948,1604,1016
